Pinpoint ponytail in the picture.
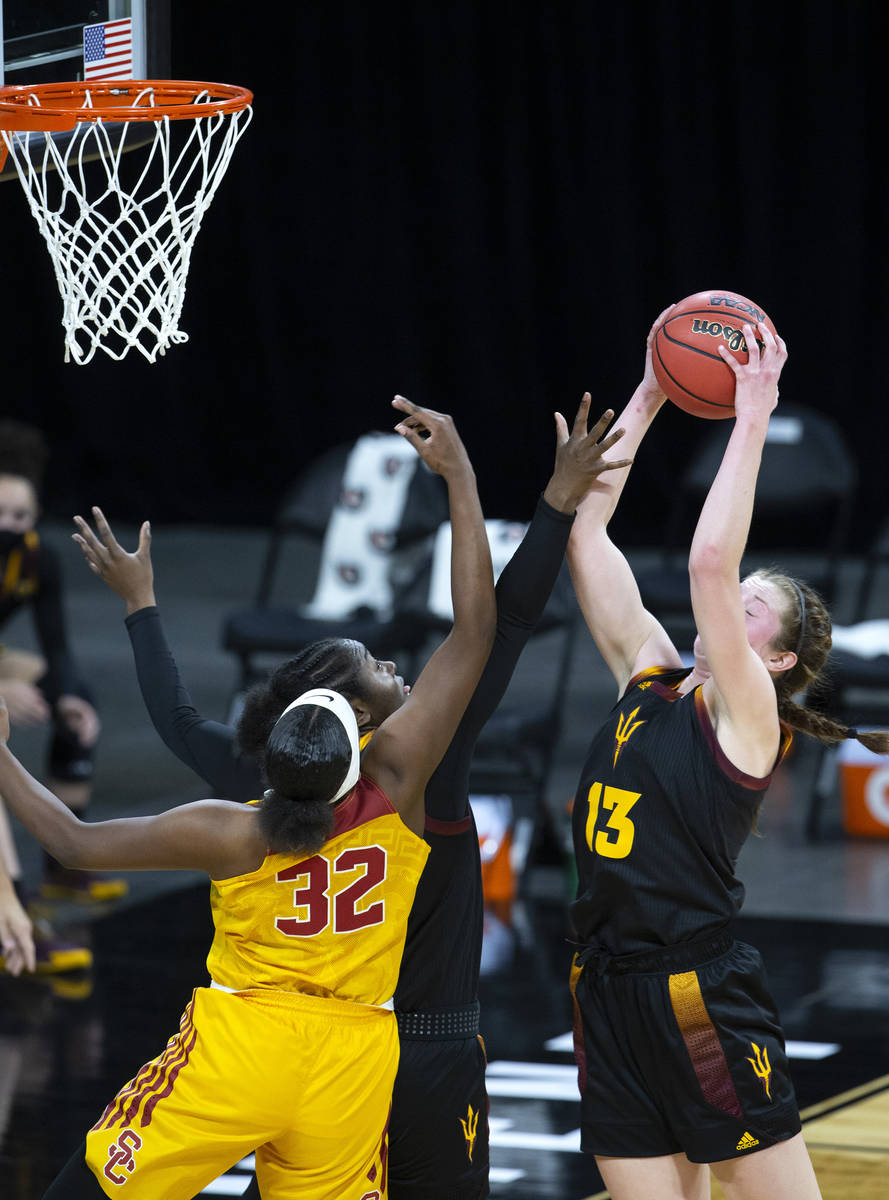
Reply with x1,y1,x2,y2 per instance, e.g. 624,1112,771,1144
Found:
776,696,889,756
258,699,355,855
755,568,889,757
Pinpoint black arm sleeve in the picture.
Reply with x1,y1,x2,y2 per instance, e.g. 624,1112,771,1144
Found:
424,495,575,821
31,543,81,701
124,607,264,801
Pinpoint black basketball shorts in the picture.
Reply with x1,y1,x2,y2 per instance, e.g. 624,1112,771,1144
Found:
388,1034,490,1200
570,934,801,1163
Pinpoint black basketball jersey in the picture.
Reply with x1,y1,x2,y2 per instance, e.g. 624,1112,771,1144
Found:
571,666,791,955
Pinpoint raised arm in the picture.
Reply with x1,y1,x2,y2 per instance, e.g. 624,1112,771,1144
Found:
688,323,789,774
425,397,632,819
0,698,263,879
73,509,263,800
361,398,496,832
566,310,683,694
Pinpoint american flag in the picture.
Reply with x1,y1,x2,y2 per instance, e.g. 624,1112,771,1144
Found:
83,19,134,81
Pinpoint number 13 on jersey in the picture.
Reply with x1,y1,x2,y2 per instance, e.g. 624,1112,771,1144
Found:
585,783,640,859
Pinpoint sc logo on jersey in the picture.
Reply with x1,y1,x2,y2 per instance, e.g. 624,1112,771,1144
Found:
103,1129,143,1184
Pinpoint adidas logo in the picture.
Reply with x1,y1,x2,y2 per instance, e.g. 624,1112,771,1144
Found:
736,1131,760,1151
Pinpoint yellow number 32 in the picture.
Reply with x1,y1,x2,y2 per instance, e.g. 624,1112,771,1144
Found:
585,782,640,859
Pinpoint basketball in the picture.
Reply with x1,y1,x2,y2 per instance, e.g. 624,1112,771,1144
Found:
652,290,778,419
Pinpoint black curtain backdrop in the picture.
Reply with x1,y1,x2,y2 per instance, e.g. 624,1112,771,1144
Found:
2,1,887,551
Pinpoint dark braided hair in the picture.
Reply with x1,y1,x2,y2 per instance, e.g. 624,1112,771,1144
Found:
0,421,49,492
236,638,370,758
259,703,353,854
755,568,889,756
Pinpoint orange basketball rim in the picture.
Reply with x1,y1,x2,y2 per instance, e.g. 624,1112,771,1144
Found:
0,80,253,364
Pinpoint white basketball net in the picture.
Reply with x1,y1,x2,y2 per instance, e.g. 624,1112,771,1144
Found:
1,86,253,364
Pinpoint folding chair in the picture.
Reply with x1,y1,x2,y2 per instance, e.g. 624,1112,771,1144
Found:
220,432,449,718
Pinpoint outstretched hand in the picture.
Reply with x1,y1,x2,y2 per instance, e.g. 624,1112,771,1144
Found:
640,303,676,399
392,396,473,479
543,394,633,513
718,322,787,423
72,507,157,615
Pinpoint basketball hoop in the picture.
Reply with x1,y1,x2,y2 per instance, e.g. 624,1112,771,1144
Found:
0,80,253,364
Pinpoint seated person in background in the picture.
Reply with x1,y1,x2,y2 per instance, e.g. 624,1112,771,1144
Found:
0,421,116,975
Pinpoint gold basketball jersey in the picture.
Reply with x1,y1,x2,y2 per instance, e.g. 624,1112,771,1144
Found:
206,775,429,1007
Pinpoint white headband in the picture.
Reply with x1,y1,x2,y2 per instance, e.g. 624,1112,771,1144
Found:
275,688,361,804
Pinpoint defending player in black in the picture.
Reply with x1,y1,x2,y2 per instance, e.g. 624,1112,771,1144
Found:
565,313,889,1200
72,395,630,1199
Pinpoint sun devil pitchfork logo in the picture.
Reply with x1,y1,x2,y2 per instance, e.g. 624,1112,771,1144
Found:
613,707,646,767
103,1129,143,1185
460,1103,480,1162
746,1041,772,1100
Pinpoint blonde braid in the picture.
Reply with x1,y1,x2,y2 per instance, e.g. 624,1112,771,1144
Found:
757,568,889,756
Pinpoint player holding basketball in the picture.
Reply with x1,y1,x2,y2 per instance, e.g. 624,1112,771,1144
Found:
565,315,889,1200
71,396,630,1200
0,397,497,1200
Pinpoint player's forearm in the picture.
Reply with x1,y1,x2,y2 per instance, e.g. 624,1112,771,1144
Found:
495,496,573,629
445,465,496,642
572,382,666,532
689,413,769,582
0,744,86,864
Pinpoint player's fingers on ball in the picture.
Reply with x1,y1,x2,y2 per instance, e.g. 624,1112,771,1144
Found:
647,305,673,341
717,344,740,371
741,323,760,360
757,322,777,352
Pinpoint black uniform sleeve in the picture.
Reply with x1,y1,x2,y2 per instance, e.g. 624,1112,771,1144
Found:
424,495,575,821
31,542,81,701
124,606,264,802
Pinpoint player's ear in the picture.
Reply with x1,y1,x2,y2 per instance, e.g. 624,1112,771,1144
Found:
350,698,373,730
767,648,797,675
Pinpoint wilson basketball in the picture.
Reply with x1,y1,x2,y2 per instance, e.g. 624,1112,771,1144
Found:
652,290,778,419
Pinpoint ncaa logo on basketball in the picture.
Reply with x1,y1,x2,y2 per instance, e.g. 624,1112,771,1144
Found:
708,294,766,323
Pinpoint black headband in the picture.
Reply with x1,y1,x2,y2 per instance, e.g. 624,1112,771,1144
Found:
789,580,807,657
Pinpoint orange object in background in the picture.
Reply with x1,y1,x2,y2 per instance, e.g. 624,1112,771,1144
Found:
839,738,889,837
473,796,517,906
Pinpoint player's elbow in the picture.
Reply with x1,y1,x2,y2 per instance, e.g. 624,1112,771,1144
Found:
688,542,731,585
45,821,99,870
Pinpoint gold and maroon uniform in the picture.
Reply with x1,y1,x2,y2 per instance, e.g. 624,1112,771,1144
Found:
570,667,802,1163
85,777,428,1199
